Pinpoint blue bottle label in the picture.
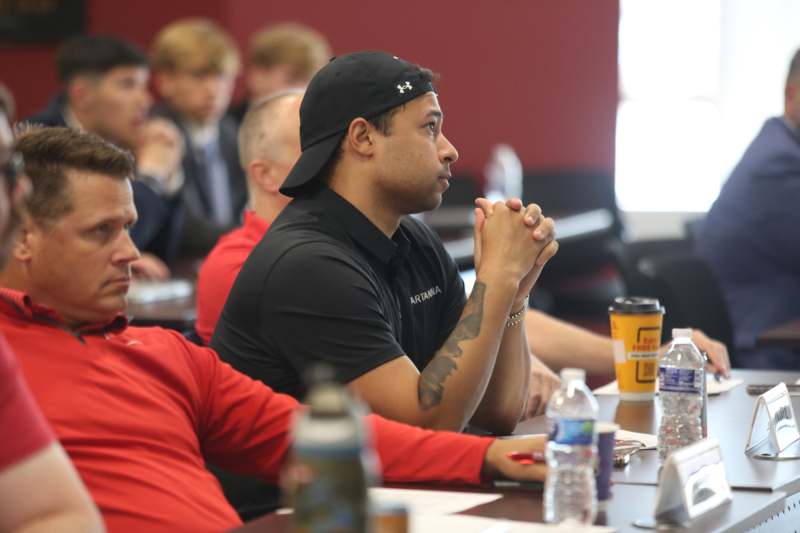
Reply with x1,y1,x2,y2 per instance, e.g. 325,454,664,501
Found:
659,367,702,393
550,418,595,445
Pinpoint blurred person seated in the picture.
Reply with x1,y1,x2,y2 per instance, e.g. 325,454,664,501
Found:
0,125,546,533
227,22,330,124
0,85,104,533
195,90,301,344
151,18,247,257
25,34,184,280
698,48,800,369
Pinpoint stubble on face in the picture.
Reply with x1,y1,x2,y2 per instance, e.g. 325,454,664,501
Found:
27,172,138,325
372,93,454,216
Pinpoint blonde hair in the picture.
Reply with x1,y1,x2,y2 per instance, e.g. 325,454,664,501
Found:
151,18,240,74
250,23,330,79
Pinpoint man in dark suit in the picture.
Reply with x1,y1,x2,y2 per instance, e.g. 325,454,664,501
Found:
25,35,183,278
699,48,800,369
151,18,247,257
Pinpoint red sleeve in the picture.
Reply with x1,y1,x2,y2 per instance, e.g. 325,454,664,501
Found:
186,341,300,483
368,414,492,486
0,335,54,470
180,337,492,487
194,248,237,345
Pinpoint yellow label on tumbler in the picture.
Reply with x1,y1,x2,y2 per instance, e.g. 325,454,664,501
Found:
608,297,664,401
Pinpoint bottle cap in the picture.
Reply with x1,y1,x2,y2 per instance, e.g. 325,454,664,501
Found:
672,328,693,339
560,367,586,383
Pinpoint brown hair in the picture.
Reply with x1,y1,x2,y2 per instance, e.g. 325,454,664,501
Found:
250,23,330,78
151,18,240,74
14,127,134,226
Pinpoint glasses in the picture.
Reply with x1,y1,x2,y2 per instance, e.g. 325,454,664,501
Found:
614,439,646,467
0,152,22,192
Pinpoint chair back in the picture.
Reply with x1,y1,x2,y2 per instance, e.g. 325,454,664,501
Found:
638,252,736,362
610,238,694,297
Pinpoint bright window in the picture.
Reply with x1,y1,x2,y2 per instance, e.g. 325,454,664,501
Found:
615,0,800,212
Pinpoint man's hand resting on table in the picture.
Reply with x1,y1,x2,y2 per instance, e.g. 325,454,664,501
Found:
482,434,547,482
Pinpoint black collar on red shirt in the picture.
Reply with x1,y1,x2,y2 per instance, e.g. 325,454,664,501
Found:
303,186,411,269
0,288,128,336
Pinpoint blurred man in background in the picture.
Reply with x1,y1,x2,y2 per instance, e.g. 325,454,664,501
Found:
699,48,800,369
228,22,330,124
26,35,184,279
151,18,247,256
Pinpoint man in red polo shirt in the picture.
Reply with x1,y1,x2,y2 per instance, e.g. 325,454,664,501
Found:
195,90,301,344
0,90,104,532
0,126,545,533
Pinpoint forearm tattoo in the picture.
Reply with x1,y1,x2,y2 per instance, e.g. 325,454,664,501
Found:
418,282,486,409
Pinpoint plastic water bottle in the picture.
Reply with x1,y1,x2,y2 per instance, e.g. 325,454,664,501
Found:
484,143,523,202
288,366,378,533
658,328,705,461
544,368,599,525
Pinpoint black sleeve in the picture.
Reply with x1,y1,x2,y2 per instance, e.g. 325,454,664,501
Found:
261,242,405,385
130,180,184,265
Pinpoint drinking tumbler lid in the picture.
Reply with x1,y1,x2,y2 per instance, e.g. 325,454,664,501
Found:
608,296,664,314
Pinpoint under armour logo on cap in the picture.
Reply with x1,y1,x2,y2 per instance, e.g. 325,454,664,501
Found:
397,81,412,94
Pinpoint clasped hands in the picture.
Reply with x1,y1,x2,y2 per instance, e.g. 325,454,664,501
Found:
135,117,185,196
473,197,559,306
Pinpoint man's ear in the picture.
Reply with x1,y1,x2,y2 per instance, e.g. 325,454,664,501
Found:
12,215,38,262
66,76,95,112
344,118,376,159
248,159,280,194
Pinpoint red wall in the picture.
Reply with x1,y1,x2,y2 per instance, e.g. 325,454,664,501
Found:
0,0,618,178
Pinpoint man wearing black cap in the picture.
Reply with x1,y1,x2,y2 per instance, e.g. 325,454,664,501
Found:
212,51,557,433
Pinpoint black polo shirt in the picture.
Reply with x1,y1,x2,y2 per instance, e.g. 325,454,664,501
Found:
211,186,467,400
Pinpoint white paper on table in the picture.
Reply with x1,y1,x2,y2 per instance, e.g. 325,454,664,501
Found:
410,514,615,532
370,488,502,516
615,429,658,450
593,375,743,396
127,279,194,304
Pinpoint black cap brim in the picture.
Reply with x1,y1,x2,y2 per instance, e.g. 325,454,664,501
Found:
279,131,345,197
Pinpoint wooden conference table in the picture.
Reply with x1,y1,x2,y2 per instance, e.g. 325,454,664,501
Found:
234,370,800,532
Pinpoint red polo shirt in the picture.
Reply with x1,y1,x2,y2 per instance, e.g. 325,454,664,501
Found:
0,333,53,470
0,289,491,532
196,210,270,344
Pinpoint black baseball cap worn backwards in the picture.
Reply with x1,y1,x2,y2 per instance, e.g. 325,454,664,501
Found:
280,50,436,197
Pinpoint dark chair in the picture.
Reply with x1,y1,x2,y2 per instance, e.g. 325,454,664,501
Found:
522,170,623,316
609,238,694,297
637,252,737,363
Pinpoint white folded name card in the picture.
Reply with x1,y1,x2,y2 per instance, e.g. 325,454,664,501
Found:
745,382,800,458
653,438,732,526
